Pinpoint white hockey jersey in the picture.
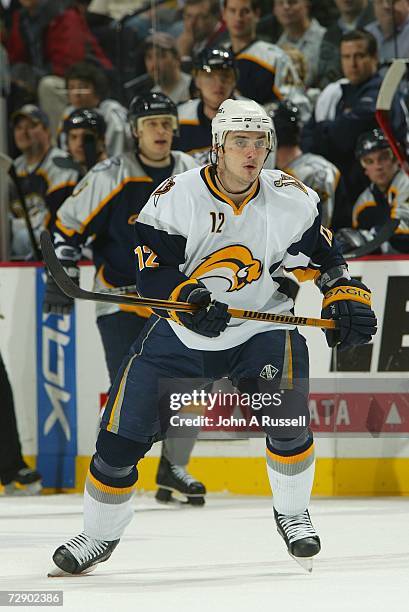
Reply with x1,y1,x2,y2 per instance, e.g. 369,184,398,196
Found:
135,165,344,350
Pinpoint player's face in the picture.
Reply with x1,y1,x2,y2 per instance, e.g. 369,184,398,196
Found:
14,117,49,153
67,79,100,108
136,116,174,160
223,0,259,37
67,128,95,164
360,148,398,190
195,69,236,110
340,40,378,85
219,130,268,185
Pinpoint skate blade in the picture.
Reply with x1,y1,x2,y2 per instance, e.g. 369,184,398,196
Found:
3,481,42,496
156,486,205,506
47,564,96,578
289,553,313,573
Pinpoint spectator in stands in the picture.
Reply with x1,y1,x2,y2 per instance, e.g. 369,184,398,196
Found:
336,128,409,253
58,62,131,157
274,0,326,87
365,0,409,65
272,99,346,228
6,0,112,119
222,0,310,115
144,32,191,105
301,29,406,215
317,0,375,89
175,48,238,164
10,104,77,258
176,0,227,71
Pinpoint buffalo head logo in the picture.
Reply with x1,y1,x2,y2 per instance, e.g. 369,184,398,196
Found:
191,245,262,291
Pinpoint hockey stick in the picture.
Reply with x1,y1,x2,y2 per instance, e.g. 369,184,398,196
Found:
0,152,42,260
375,59,409,176
40,231,337,330
343,218,400,259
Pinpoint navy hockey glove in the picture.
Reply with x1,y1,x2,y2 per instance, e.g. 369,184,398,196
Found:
321,279,377,351
43,265,79,315
170,281,231,338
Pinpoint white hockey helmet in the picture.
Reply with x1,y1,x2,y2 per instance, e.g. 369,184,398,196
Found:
211,98,276,151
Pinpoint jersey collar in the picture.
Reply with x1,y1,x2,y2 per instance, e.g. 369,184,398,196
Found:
201,164,260,215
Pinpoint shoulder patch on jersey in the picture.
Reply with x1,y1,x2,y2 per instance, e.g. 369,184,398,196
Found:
72,180,89,197
91,157,121,173
190,245,262,292
274,172,308,195
153,176,176,207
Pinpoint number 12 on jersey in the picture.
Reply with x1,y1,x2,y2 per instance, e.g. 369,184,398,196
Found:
135,245,159,270
210,211,225,233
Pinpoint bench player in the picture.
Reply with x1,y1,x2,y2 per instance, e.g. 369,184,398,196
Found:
336,129,409,254
43,93,204,505
49,99,376,576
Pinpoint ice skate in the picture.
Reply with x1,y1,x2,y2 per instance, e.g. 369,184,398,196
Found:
3,467,42,496
155,454,206,506
48,533,120,577
274,508,321,572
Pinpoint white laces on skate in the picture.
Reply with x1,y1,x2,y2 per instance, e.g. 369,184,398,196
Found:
64,533,109,565
170,465,197,486
276,511,317,544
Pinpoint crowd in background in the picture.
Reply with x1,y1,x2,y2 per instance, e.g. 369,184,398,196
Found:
0,0,408,494
1,0,409,259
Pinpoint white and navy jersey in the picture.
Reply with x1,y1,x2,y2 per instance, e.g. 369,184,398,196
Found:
58,99,133,157
135,165,345,350
55,150,197,317
231,40,310,116
282,153,341,227
175,99,212,165
10,147,78,257
353,169,409,253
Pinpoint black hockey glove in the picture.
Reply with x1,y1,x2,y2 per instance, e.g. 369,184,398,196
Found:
43,265,79,315
335,227,376,254
171,281,231,338
321,279,377,351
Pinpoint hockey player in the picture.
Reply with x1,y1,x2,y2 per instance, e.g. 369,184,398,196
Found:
336,129,409,254
58,62,132,157
176,48,275,168
10,104,78,258
222,0,311,118
272,100,347,229
49,99,376,576
176,48,238,164
62,108,108,176
43,93,204,505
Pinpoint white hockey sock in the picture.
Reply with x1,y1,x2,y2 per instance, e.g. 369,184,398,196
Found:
83,469,136,541
266,442,315,516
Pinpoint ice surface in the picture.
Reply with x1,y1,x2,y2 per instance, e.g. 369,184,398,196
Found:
0,495,408,612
